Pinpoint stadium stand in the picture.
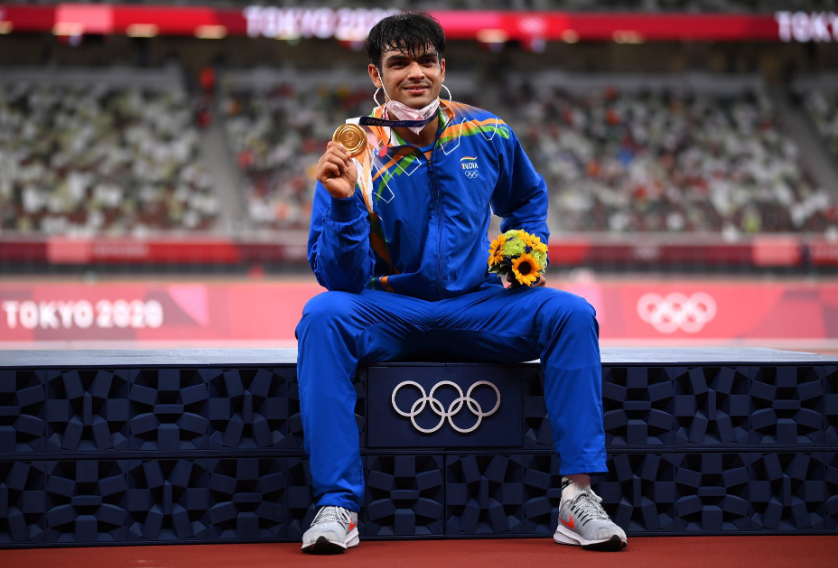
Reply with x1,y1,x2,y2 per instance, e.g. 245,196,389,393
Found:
219,70,838,236
0,69,219,236
1,63,836,241
222,83,370,231
805,91,838,160
511,86,837,235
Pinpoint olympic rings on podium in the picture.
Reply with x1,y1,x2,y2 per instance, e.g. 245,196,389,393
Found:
391,380,501,434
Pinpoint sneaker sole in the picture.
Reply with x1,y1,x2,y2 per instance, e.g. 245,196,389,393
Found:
553,525,627,552
301,530,359,555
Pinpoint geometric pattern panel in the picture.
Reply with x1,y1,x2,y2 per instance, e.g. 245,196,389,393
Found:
0,461,46,544
205,458,288,541
0,370,47,453
824,452,838,530
206,368,298,450
125,459,209,542
673,366,751,446
602,367,676,446
127,369,210,451
2,364,837,458
44,460,129,543
444,454,526,535
364,455,444,537
750,367,825,445
46,370,130,452
2,452,838,546
669,453,752,532
0,366,368,456
594,453,679,533
513,452,797,535
354,371,367,449
596,451,835,535
522,371,553,447
749,452,827,531
820,366,838,444
284,458,316,540
517,454,564,535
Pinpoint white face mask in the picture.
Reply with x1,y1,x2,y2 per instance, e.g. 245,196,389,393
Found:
378,71,440,135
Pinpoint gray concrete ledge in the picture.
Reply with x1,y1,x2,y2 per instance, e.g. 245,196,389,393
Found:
1,347,835,368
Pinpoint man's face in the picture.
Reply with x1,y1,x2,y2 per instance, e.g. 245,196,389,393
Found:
368,45,446,110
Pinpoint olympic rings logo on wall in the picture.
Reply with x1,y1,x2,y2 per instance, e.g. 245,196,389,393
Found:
391,380,501,434
636,292,718,334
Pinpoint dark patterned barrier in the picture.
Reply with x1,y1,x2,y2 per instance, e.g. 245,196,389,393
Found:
0,349,836,547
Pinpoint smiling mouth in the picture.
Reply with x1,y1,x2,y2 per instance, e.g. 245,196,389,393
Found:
404,85,429,94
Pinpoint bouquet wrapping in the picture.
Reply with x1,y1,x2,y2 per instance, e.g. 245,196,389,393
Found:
488,230,548,286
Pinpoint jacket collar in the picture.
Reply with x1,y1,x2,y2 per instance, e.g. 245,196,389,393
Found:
368,102,458,153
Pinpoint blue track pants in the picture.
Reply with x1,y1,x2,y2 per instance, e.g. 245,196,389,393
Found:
295,285,607,512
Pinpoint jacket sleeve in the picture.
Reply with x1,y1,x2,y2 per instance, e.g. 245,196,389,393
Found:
489,126,551,247
307,181,376,293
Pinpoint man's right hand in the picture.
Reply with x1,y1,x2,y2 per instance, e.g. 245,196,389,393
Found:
315,142,358,200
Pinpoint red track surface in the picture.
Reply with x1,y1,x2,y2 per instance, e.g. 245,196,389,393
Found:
3,537,837,568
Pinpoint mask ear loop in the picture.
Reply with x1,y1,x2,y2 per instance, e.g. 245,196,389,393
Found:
440,84,452,109
372,87,391,158
373,87,385,109
374,68,390,110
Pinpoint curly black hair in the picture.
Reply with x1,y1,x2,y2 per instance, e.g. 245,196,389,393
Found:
366,12,446,71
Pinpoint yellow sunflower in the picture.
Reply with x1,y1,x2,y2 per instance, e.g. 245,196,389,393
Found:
512,253,542,286
521,232,548,254
488,234,507,266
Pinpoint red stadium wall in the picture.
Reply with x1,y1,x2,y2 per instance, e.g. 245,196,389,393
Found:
0,4,830,42
2,280,837,348
3,235,837,267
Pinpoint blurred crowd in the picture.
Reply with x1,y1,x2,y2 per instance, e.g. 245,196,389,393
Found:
222,84,369,230
0,84,219,235
506,86,837,234
805,91,838,161
2,76,837,237
222,81,838,235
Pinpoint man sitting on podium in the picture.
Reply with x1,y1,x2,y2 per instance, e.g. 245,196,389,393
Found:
296,11,627,554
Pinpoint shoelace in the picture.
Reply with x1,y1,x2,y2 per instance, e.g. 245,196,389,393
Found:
568,489,610,526
312,506,352,527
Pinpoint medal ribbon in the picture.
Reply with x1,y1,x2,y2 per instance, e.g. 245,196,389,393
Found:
348,114,437,158
356,114,437,129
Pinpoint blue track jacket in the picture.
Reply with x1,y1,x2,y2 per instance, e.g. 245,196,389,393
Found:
307,101,549,301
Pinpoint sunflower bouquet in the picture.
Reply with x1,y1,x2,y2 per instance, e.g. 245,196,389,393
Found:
488,229,548,286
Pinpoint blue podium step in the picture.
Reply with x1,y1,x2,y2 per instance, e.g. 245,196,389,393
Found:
0,348,836,546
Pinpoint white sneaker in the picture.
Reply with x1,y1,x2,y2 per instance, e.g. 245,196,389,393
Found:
301,506,359,554
553,481,627,551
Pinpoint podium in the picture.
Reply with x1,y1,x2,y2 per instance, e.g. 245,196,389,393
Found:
1,348,836,546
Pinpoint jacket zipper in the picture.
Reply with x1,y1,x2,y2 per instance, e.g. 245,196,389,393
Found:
427,147,443,301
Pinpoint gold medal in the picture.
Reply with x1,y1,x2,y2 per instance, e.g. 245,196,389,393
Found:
332,124,367,159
